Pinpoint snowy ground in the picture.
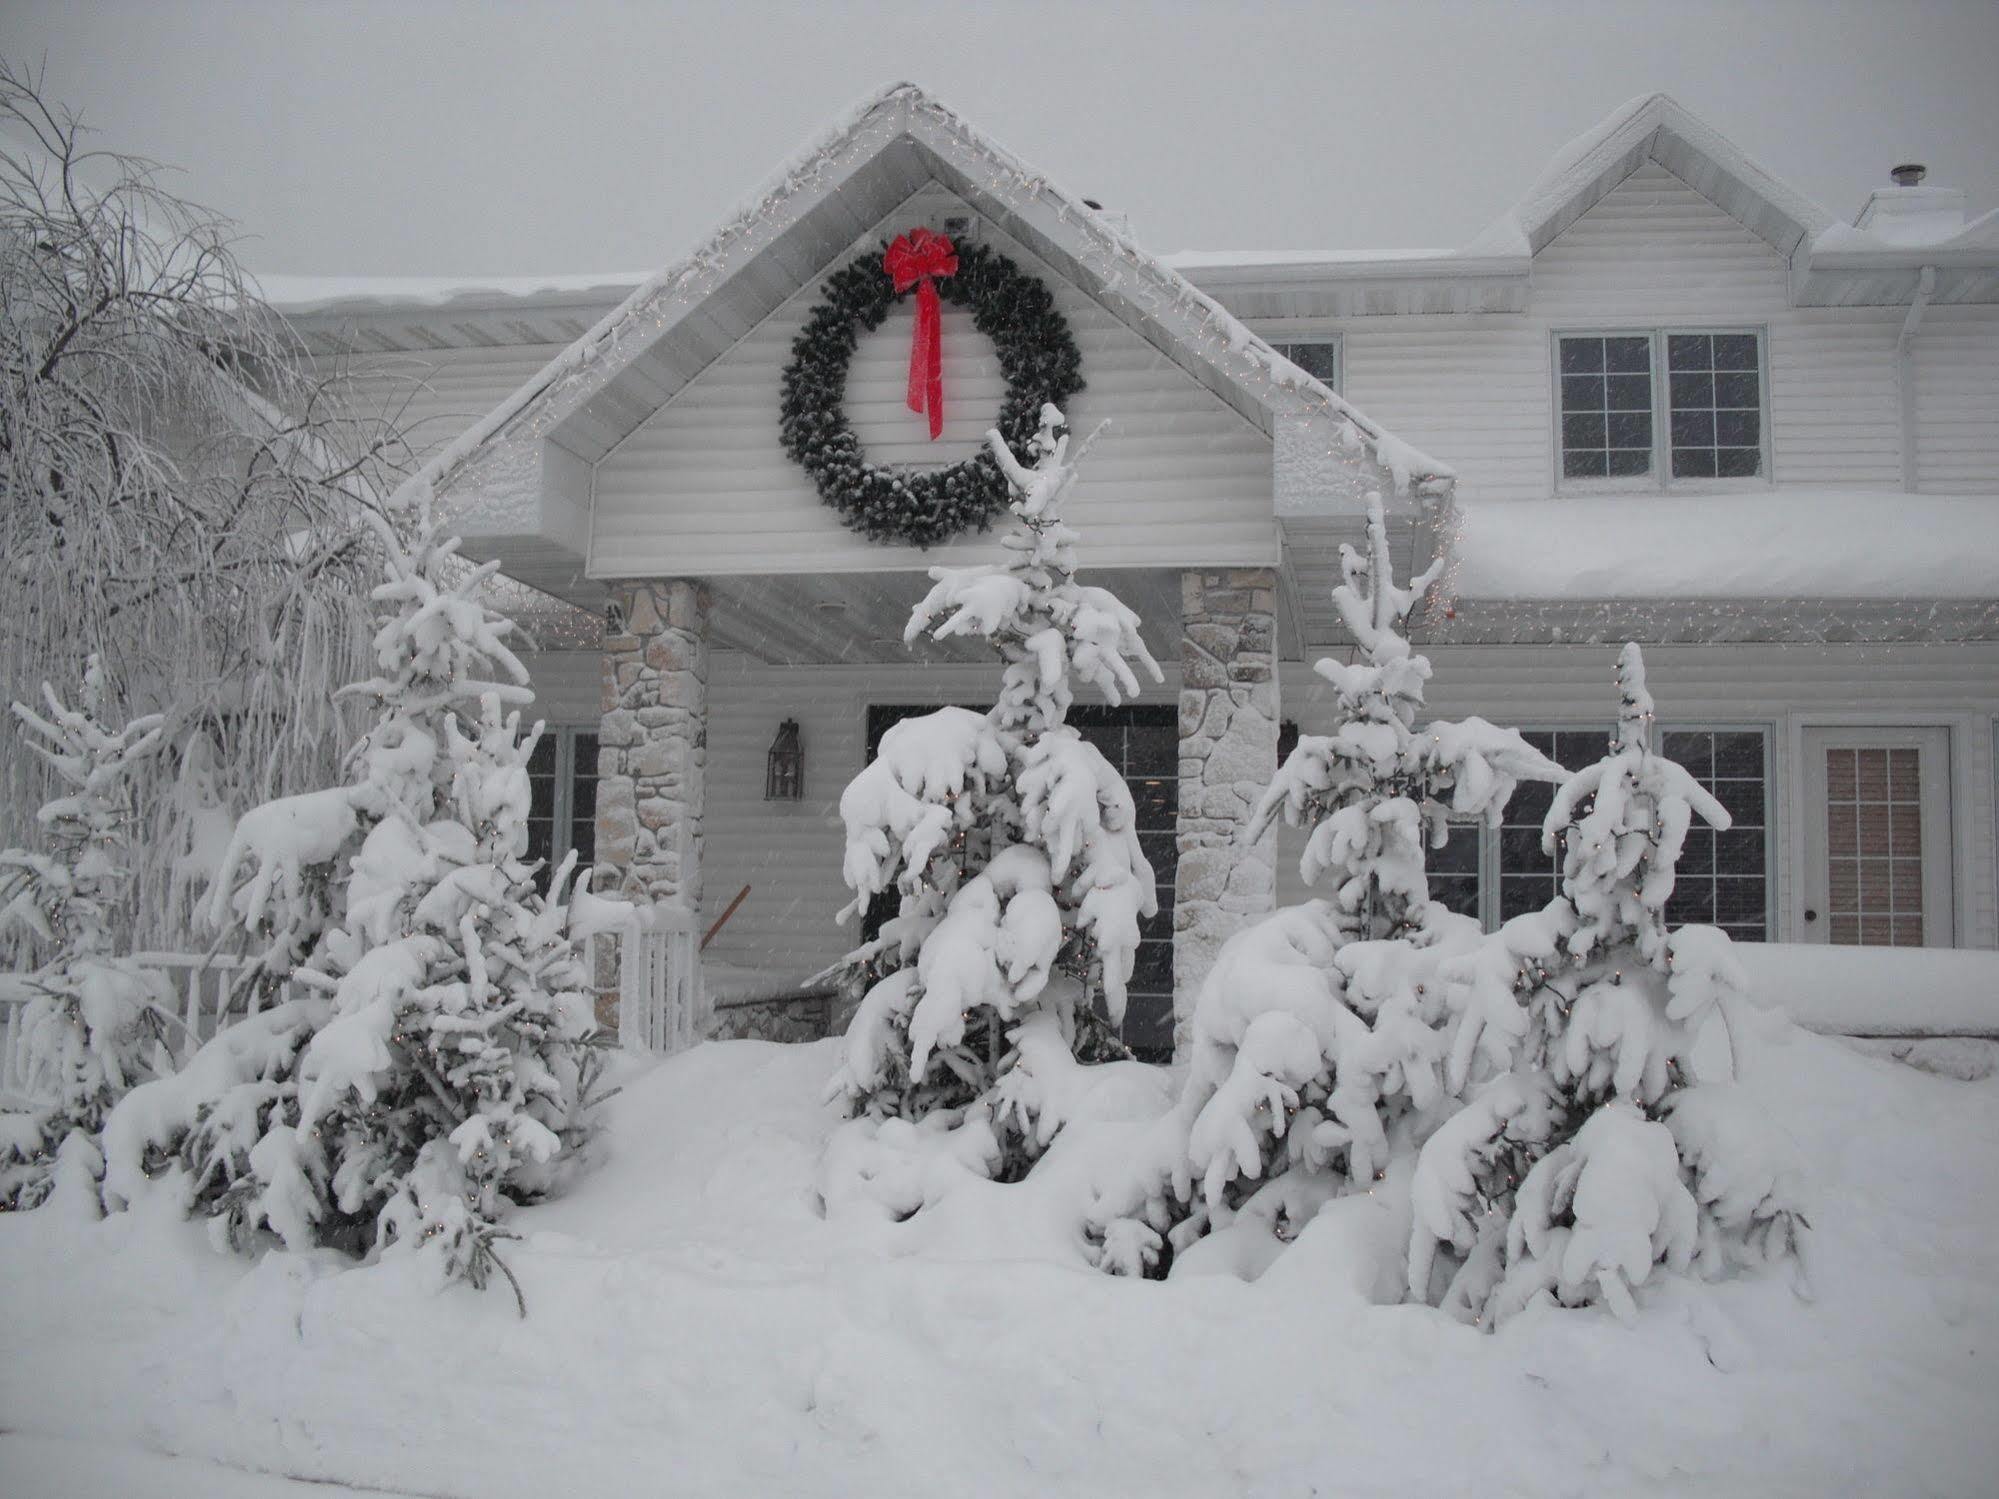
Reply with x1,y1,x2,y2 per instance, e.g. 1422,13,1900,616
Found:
4,1022,1998,1498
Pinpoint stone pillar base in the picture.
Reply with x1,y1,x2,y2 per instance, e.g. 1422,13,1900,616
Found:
1172,567,1279,1056
597,579,709,911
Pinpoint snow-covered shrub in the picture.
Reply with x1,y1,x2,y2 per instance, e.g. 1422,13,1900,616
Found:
1089,495,1562,1276
0,657,170,1210
827,405,1163,1179
1408,644,1807,1327
101,485,612,1300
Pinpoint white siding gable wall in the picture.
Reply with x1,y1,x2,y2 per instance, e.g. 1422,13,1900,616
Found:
590,185,1277,577
1328,162,1998,501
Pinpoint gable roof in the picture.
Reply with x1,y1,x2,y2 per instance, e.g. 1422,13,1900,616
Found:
410,82,1448,514
1461,92,1836,261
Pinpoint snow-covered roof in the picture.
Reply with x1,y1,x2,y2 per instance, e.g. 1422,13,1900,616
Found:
1168,94,1999,313
1448,492,1999,601
412,81,1450,521
268,94,1998,340
257,272,647,316
1163,249,1457,270
1811,209,1999,260
1461,92,1836,262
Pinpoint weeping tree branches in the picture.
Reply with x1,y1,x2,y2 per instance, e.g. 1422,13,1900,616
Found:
0,60,417,945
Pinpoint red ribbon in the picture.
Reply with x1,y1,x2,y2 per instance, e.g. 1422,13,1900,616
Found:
883,228,958,440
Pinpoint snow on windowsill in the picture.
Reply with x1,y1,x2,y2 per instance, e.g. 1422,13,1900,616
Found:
1451,491,1999,601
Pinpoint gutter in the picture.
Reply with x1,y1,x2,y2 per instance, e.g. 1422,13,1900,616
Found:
1898,266,1936,493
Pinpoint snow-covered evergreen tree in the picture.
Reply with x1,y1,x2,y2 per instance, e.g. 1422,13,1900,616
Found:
1409,643,1806,1326
0,657,168,1210
102,484,608,1301
827,405,1163,1176
1089,493,1562,1276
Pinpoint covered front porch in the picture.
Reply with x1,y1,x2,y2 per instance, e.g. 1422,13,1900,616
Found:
581,563,1296,1060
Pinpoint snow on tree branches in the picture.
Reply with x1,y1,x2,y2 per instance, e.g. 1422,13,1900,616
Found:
825,405,1164,1186
0,657,169,1211
1409,643,1807,1327
101,484,615,1303
0,62,411,952
1089,493,1562,1276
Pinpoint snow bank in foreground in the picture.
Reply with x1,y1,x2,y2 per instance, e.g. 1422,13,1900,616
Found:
1452,492,1999,600
1739,942,1999,1037
3,1023,1997,1497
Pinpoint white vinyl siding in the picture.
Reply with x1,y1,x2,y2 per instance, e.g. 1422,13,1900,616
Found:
1325,163,1976,502
590,185,1276,578
699,656,1007,979
320,343,574,460
1912,306,1999,493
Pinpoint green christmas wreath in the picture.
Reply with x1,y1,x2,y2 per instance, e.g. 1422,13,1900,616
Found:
779,234,1084,547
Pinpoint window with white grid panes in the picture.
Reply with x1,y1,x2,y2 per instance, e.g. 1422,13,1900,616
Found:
1428,821,1482,922
1666,333,1763,478
1662,730,1769,941
1556,328,1766,488
1824,746,1926,946
1271,339,1340,393
526,727,600,883
1496,730,1611,922
1487,726,1770,940
1558,335,1654,481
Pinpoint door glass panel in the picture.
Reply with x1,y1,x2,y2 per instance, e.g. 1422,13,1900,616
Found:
1824,746,1925,946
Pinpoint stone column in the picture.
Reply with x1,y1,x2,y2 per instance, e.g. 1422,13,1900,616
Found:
597,579,709,912
1172,567,1279,1055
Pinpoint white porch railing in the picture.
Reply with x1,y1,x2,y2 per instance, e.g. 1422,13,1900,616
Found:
586,904,705,1054
0,912,705,1103
134,951,300,1062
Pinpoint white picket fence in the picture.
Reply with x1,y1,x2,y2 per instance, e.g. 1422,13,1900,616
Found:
0,908,704,1105
582,903,707,1053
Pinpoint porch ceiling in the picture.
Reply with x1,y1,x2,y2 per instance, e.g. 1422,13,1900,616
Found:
706,567,1194,669
704,564,1339,669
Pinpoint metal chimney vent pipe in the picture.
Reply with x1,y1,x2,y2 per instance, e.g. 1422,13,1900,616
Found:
1890,163,1927,187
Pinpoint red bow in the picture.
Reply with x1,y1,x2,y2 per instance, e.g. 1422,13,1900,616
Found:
883,228,958,440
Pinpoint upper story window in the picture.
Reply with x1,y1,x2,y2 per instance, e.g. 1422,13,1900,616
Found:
1272,338,1340,393
1556,329,1765,488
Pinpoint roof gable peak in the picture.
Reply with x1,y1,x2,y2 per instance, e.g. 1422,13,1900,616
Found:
412,80,1446,512
1465,93,1835,261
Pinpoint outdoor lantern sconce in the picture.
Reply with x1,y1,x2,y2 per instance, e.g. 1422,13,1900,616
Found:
765,718,804,801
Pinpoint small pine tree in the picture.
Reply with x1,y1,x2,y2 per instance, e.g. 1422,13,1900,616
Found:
102,485,609,1300
1089,493,1560,1275
827,405,1163,1175
0,657,168,1210
1410,643,1805,1327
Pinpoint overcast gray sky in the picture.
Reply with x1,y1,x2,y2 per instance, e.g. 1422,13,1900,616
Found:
5,0,1996,278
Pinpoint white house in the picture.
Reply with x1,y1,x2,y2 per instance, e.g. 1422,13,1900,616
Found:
268,88,1999,1059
